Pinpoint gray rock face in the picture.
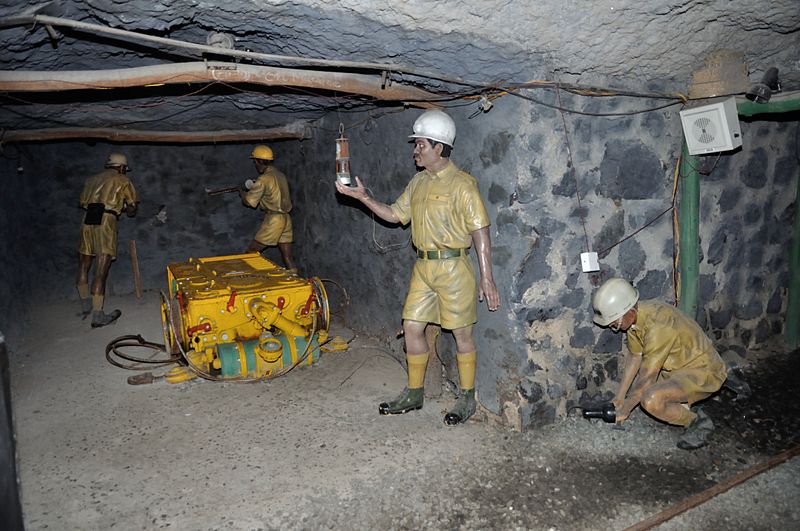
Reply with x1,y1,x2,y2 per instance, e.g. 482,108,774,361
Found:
0,1,798,130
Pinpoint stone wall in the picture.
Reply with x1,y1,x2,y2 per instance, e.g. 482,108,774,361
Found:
696,118,799,355
0,152,35,340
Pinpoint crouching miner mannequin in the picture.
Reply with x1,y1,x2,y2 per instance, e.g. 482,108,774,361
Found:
335,109,500,425
76,152,138,328
592,277,750,449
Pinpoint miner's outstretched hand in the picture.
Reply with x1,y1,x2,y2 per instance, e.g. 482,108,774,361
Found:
335,176,368,201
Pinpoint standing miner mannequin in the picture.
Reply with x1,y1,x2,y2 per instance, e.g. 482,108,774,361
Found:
76,152,138,328
592,277,750,449
241,145,297,272
335,110,500,425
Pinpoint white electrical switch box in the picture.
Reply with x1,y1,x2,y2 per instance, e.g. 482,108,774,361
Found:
581,252,600,273
679,97,742,155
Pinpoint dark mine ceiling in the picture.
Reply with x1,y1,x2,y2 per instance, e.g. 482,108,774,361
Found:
0,1,798,141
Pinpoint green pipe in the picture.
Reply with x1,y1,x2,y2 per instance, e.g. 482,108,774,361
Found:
736,94,800,117
678,141,701,318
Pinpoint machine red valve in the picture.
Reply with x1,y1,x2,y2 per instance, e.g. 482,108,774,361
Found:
176,290,187,310
186,322,212,337
300,292,317,316
277,296,286,309
226,290,237,312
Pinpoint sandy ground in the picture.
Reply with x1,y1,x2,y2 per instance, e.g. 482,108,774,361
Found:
9,292,800,530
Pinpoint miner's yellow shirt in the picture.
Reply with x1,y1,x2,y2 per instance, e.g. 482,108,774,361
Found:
390,161,490,329
244,166,292,213
626,301,727,377
390,161,490,250
79,169,137,214
78,168,137,258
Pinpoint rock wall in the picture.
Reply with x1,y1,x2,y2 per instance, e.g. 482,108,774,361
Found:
696,118,799,355
0,153,35,340
277,95,798,430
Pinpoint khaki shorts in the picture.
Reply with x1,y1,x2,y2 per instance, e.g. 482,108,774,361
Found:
254,212,293,245
402,255,476,330
78,215,118,258
659,363,728,405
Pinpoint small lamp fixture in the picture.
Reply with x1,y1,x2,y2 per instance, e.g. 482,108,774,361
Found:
745,67,780,104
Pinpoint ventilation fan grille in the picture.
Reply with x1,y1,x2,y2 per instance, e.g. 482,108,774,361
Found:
692,117,717,144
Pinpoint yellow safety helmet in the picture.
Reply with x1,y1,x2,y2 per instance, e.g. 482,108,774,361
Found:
105,152,129,169
592,278,639,326
250,145,274,161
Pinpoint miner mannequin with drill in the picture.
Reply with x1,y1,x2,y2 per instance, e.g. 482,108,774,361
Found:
241,144,297,272
591,277,750,449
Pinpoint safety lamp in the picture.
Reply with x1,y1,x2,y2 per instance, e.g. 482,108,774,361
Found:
335,125,351,186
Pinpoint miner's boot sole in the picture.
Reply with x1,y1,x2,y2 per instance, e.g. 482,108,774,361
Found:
378,387,423,416
378,402,423,415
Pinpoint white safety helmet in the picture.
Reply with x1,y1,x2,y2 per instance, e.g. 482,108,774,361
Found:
409,110,456,147
592,277,639,326
105,152,128,169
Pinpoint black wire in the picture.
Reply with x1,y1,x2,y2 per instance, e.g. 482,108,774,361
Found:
338,346,406,387
554,85,591,253
105,334,181,370
506,89,684,117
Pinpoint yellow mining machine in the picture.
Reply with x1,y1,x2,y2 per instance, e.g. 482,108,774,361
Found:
160,253,329,382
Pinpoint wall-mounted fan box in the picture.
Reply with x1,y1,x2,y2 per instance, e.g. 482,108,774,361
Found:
679,97,742,155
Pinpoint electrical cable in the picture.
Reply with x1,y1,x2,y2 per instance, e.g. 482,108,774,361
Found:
337,345,407,387
105,334,181,370
506,89,685,117
362,186,411,254
554,84,591,254
672,155,681,305
595,157,682,262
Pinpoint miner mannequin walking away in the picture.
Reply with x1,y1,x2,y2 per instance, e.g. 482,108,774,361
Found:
591,277,750,449
335,110,500,425
241,145,297,272
76,152,138,328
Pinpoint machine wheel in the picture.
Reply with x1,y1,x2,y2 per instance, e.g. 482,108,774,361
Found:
309,277,330,332
160,290,185,355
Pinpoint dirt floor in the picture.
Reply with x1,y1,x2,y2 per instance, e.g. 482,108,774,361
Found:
9,292,800,530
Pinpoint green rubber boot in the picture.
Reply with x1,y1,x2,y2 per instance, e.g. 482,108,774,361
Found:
723,367,752,402
79,298,92,319
444,389,476,425
378,387,423,415
677,407,714,450
91,309,122,328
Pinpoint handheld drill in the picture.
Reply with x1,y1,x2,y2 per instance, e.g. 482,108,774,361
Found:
582,402,616,423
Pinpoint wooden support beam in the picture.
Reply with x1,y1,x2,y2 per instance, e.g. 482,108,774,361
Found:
0,123,312,143
0,62,441,107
